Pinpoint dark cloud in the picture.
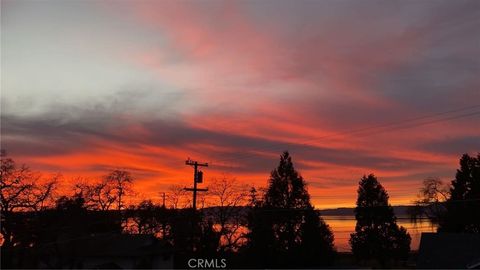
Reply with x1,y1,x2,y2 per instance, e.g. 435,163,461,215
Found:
2,103,448,178
376,1,480,110
3,0,479,204
421,136,480,156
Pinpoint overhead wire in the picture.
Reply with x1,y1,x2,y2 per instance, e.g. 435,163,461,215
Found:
207,104,480,168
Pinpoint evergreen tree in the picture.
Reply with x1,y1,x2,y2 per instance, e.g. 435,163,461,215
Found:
264,151,310,209
350,174,411,267
171,210,221,268
440,153,480,233
298,206,335,266
243,200,277,268
245,151,335,268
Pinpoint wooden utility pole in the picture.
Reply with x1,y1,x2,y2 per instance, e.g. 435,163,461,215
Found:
161,192,166,208
184,158,208,210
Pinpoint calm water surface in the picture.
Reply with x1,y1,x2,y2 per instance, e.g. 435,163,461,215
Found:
323,216,437,252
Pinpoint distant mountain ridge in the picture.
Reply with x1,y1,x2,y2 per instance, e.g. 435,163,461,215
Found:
200,205,419,218
319,205,416,217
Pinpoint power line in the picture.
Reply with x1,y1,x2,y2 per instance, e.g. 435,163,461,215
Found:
211,105,480,166
207,105,480,168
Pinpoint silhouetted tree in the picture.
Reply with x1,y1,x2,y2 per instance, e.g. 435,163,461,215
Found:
350,174,411,267
207,176,249,252
245,151,335,268
125,200,170,237
74,178,117,211
198,218,222,257
105,170,133,211
170,209,220,268
249,186,257,206
33,193,122,268
440,153,480,233
0,154,58,268
264,151,310,209
167,184,190,209
55,194,86,211
243,204,276,268
298,206,335,266
410,177,448,224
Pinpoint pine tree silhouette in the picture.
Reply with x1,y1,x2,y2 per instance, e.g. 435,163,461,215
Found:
245,151,335,268
350,174,411,267
440,153,480,233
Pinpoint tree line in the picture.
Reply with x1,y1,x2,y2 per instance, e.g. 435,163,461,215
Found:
411,153,480,233
1,151,479,268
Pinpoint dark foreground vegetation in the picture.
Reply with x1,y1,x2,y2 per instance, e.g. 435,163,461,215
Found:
1,151,479,268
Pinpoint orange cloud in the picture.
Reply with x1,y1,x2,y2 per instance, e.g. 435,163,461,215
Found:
4,1,479,209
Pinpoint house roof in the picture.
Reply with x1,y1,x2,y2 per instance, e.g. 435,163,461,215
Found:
417,232,480,269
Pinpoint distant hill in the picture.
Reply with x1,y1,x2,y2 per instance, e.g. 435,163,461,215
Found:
319,205,418,218
201,205,419,219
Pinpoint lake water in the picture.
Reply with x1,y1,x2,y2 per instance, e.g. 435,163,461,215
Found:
323,216,437,252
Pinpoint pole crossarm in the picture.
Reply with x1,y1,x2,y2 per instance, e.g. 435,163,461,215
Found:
184,188,208,192
185,159,208,167
184,158,208,210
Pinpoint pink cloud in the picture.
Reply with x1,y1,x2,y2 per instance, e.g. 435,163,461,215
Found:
5,1,479,208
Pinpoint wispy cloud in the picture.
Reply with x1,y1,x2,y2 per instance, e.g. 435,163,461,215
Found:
2,0,479,207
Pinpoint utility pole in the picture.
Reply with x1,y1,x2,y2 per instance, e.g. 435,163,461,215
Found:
160,192,167,238
161,192,166,208
184,158,208,210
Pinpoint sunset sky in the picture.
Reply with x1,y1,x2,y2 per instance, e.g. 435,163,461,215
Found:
2,0,479,208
